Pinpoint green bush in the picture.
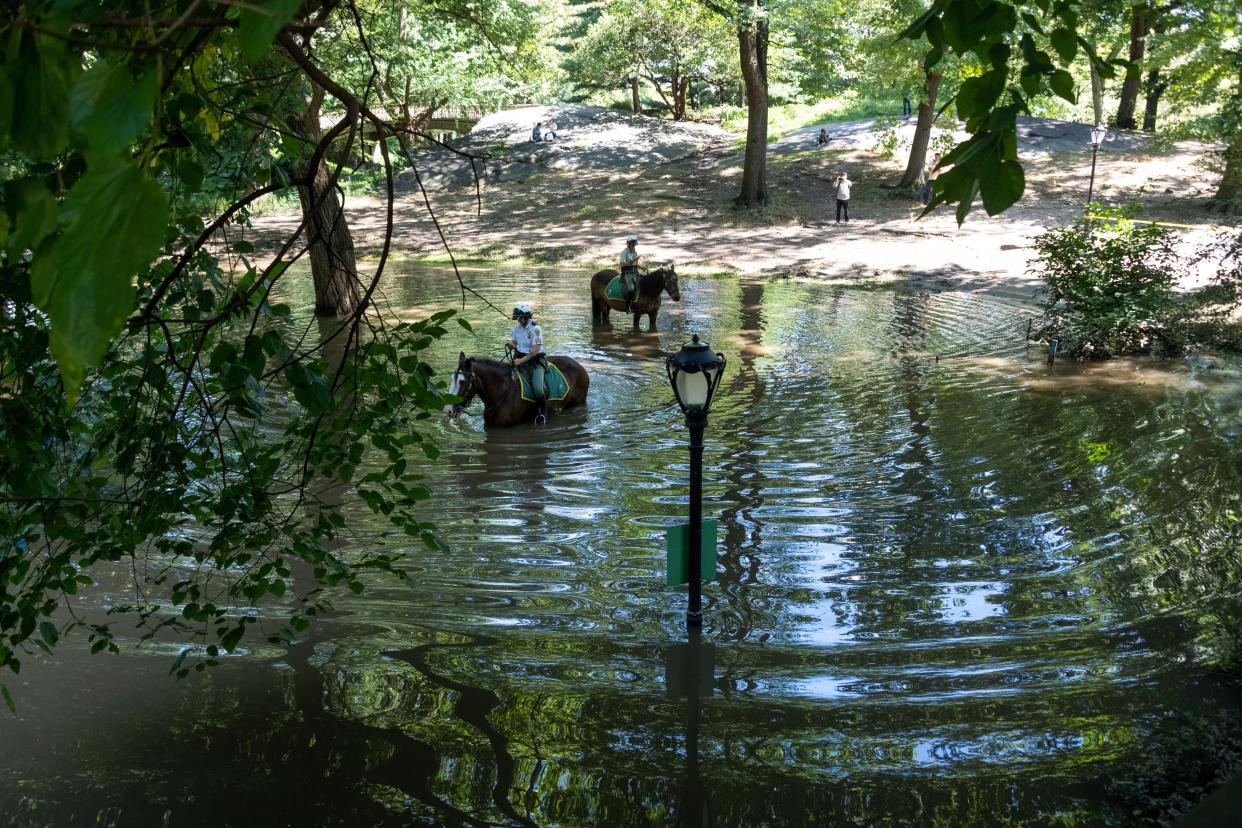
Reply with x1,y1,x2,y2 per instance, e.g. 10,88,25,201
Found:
1032,209,1181,358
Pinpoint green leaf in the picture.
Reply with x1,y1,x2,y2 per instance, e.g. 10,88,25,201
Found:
1,685,13,714
1049,69,1076,103
5,180,57,257
0,65,13,148
10,30,77,159
220,625,244,653
456,317,473,332
955,178,981,226
31,158,169,400
177,157,205,193
237,0,303,63
1049,28,1077,63
69,60,157,156
980,159,1025,215
39,621,59,647
897,3,941,42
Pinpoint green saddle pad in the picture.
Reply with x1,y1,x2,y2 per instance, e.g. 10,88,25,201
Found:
605,275,629,303
518,361,570,402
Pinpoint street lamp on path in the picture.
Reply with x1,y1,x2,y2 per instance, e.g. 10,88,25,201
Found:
1086,123,1109,213
666,335,726,630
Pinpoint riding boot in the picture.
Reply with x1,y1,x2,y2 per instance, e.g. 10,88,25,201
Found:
535,401,548,425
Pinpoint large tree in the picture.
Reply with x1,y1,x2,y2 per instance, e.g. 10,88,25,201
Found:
0,0,539,703
1114,1,1150,129
572,0,738,120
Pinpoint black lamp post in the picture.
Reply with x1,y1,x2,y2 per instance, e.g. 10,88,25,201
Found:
1086,122,1108,212
666,335,726,629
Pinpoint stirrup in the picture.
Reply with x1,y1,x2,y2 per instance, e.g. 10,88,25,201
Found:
535,411,548,425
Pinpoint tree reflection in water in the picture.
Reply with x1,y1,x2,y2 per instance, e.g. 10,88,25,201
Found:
5,270,1242,824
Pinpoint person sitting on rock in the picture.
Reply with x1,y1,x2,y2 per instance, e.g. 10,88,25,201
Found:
619,235,641,311
531,122,542,143
817,128,829,145
545,119,559,141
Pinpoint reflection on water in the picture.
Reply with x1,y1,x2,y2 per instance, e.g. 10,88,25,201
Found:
4,266,1242,824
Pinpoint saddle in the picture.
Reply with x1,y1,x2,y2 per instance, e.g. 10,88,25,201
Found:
605,275,634,305
516,360,571,402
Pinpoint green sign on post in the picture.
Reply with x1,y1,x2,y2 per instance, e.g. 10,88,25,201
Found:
666,520,718,586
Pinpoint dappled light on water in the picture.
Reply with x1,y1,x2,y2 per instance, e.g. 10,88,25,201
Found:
4,267,1241,824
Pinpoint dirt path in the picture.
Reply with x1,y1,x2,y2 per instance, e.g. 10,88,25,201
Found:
249,105,1228,307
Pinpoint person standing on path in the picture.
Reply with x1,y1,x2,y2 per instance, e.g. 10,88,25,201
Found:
834,172,852,224
903,95,913,117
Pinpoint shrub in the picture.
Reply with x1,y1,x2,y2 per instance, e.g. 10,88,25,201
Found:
1032,209,1181,358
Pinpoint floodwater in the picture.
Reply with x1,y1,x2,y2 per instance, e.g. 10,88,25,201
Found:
4,266,1242,825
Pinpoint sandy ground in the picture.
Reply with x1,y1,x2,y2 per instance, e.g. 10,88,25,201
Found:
249,105,1231,306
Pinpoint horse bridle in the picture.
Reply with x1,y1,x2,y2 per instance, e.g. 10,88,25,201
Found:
449,363,517,418
449,367,476,416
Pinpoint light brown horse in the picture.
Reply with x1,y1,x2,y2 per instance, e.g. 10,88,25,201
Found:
590,265,681,331
444,352,590,428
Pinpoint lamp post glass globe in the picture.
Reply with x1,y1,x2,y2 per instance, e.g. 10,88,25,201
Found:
1090,123,1108,148
666,334,726,415
676,371,711,409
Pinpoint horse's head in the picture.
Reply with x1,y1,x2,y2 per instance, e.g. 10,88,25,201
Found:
661,264,680,301
444,352,477,419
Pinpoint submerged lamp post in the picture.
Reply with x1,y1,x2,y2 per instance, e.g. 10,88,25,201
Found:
666,335,726,629
1086,123,1109,211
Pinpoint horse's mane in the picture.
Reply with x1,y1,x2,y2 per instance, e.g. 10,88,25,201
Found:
466,356,511,372
638,267,670,297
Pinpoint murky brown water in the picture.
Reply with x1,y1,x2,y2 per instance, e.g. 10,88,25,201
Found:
4,266,1242,825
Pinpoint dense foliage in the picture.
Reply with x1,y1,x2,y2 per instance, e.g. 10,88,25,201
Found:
1033,213,1181,357
0,0,540,706
1033,212,1242,357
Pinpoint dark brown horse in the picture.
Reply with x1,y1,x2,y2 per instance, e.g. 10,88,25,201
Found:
590,265,681,331
444,352,590,428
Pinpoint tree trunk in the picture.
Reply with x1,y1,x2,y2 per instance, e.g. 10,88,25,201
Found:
289,94,361,319
898,70,942,190
1209,66,1242,214
735,11,768,207
1115,3,1149,130
1090,43,1123,126
674,76,689,121
1142,69,1167,131
630,76,641,113
1090,54,1105,126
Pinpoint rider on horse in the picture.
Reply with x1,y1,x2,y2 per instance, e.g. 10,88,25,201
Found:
510,302,549,424
619,234,641,312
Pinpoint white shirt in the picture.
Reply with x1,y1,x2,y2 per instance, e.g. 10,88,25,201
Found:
620,246,639,267
836,178,852,200
512,321,543,354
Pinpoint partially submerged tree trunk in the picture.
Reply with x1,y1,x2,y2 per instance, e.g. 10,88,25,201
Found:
1142,69,1168,132
289,88,361,319
1115,2,1149,130
735,8,768,207
898,70,942,191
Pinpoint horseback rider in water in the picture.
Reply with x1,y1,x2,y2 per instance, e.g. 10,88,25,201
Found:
510,302,549,424
619,234,641,312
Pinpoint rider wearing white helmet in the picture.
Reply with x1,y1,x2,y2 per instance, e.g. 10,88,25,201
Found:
510,302,548,424
619,234,641,312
